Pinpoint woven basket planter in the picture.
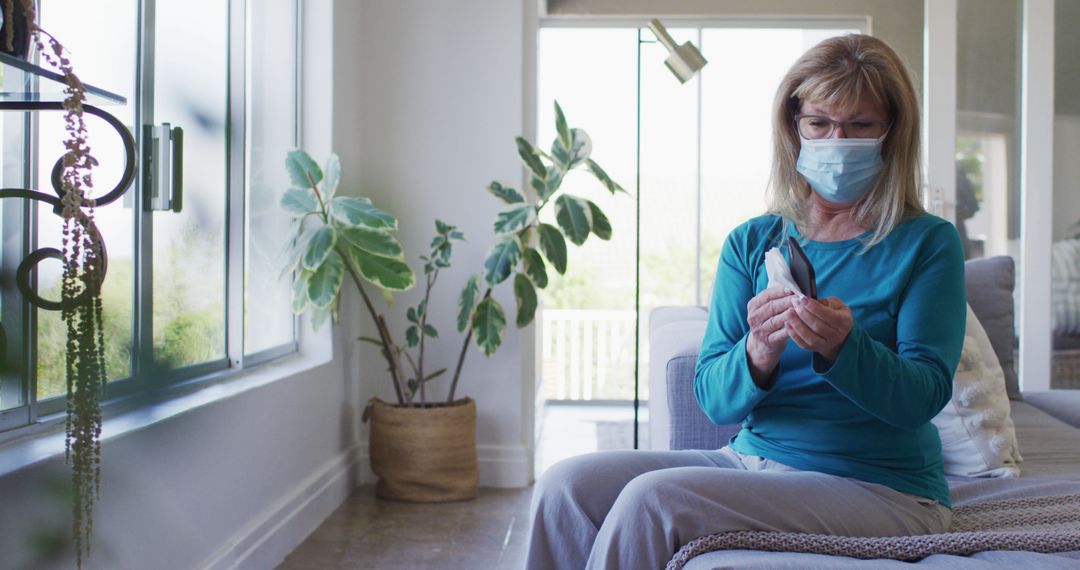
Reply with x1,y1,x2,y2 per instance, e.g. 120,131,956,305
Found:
368,397,479,502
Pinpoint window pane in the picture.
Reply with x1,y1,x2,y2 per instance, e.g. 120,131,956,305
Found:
151,0,228,370
245,0,298,356
956,0,1022,262
36,0,137,400
1,110,25,411
955,0,1022,381
638,27,701,407
536,28,638,469
699,28,857,300
538,28,638,402
1052,2,1080,389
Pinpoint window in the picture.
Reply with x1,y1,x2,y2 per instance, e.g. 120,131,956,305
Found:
0,0,300,433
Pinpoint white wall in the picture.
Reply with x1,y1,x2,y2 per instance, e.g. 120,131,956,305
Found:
334,0,533,488
0,3,355,569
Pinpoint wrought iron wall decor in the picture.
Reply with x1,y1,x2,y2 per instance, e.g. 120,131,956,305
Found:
0,100,136,310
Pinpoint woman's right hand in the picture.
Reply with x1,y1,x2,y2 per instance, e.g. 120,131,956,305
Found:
745,286,796,387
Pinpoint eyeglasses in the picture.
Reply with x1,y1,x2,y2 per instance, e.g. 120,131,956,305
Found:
795,115,889,140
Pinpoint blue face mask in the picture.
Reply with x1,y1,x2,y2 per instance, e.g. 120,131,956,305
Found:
795,136,884,205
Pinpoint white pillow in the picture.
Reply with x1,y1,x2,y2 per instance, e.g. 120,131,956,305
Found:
931,304,1023,478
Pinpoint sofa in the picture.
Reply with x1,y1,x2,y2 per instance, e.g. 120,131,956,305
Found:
649,256,1080,567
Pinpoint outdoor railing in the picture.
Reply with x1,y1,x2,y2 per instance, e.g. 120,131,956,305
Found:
541,309,641,401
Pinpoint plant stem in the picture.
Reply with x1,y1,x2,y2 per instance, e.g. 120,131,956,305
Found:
306,172,328,216
416,271,434,405
337,244,410,405
449,287,491,402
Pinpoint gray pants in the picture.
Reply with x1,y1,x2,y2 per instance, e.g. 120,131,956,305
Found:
525,447,952,570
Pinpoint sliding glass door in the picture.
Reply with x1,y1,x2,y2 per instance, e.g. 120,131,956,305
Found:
535,21,862,474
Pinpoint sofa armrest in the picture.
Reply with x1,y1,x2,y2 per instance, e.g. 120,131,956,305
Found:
648,306,740,451
648,307,708,450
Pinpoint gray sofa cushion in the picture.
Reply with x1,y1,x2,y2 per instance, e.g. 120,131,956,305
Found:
666,349,740,450
965,256,1021,400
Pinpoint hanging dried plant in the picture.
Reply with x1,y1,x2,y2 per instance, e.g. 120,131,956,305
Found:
20,1,105,567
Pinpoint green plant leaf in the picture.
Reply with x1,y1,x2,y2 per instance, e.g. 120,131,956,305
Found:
423,324,438,338
586,158,626,194
493,204,536,234
357,336,383,346
322,153,341,199
516,137,547,181
330,196,398,230
406,325,419,348
351,251,416,291
339,225,403,259
522,247,549,288
472,296,506,357
513,273,538,328
302,225,337,270
281,187,318,214
306,251,344,309
291,270,311,313
311,307,331,331
533,165,564,201
286,149,323,188
483,236,522,286
554,101,571,150
407,307,418,324
457,273,482,332
424,368,447,382
537,223,567,275
587,200,612,240
280,226,309,279
554,194,592,246
552,128,592,170
487,181,525,204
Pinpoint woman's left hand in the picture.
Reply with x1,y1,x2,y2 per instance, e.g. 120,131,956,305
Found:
786,296,853,362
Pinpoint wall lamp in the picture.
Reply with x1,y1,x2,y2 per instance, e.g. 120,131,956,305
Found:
647,18,707,83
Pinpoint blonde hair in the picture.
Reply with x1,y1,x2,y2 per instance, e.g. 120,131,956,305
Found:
767,34,924,248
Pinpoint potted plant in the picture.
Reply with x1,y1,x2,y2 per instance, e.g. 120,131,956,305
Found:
363,101,626,501
284,101,625,502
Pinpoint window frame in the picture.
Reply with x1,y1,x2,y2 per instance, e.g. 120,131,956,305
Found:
0,0,301,436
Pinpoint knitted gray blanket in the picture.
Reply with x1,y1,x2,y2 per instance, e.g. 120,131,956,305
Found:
666,494,1080,570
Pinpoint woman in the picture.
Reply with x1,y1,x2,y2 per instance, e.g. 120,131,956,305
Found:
526,34,966,569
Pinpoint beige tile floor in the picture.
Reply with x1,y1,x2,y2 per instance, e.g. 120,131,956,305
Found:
278,485,533,570
280,405,642,569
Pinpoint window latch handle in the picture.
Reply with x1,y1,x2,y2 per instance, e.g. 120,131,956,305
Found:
143,123,183,213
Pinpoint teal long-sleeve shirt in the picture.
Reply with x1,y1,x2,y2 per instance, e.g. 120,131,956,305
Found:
694,213,966,507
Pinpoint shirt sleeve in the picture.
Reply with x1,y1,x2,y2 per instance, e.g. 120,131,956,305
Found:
812,221,966,430
694,230,773,425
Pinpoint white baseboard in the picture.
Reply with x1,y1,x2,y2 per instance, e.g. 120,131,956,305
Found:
200,444,362,570
355,442,530,489
478,444,530,487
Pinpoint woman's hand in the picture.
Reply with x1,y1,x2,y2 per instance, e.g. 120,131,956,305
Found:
745,286,796,385
786,296,853,362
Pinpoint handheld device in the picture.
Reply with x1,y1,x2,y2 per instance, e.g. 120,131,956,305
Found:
786,236,817,299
